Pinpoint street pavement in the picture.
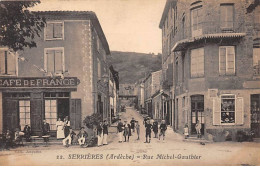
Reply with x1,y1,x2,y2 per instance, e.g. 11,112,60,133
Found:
0,107,259,166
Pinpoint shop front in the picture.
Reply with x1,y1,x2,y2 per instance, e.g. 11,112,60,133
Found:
0,77,80,136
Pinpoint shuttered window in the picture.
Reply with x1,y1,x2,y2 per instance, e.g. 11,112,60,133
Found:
213,95,244,125
45,22,64,40
219,46,235,75
45,48,64,74
191,47,204,78
0,49,16,75
220,4,234,29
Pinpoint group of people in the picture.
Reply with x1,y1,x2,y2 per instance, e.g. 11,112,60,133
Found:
1,124,32,149
116,117,168,143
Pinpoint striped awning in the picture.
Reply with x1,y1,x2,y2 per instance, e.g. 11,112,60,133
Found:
172,33,246,52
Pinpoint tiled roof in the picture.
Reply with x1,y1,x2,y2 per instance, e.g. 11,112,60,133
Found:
171,33,246,52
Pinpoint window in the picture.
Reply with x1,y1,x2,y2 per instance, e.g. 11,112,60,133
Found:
219,46,235,75
44,48,64,74
167,35,171,55
255,6,260,24
97,58,101,79
45,100,57,130
175,60,179,83
221,95,235,124
213,95,243,125
220,4,234,29
190,47,204,78
19,100,30,130
0,49,16,75
253,39,260,75
191,6,202,37
45,22,64,40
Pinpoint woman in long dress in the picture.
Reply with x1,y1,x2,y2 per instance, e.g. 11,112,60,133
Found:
56,118,65,139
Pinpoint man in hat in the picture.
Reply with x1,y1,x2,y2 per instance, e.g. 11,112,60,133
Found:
77,127,88,147
144,119,153,143
42,119,50,142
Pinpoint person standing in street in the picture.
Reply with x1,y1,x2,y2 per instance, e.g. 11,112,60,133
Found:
195,120,202,138
152,119,159,138
23,124,31,142
64,116,70,137
130,117,135,133
135,121,140,140
103,120,108,145
144,120,152,143
123,120,131,142
42,119,50,142
117,119,123,143
159,120,167,140
97,121,103,147
56,118,65,139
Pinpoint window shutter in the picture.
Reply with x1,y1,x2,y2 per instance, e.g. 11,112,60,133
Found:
226,47,235,75
46,23,53,39
54,23,63,38
226,5,234,28
7,52,16,75
70,99,81,130
220,6,227,27
235,97,244,125
55,50,63,73
0,50,5,74
219,47,226,75
213,97,221,125
197,48,204,76
47,50,55,73
190,50,196,77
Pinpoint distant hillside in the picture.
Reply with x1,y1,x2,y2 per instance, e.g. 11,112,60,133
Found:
108,51,162,84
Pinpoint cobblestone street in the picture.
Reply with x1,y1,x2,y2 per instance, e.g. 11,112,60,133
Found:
0,107,259,166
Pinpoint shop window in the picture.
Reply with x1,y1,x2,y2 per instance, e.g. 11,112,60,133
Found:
253,44,260,76
45,22,64,40
190,47,204,78
220,4,234,30
44,48,64,74
219,46,235,75
221,95,235,124
213,95,244,125
19,100,30,130
0,49,16,76
191,6,202,37
45,100,57,130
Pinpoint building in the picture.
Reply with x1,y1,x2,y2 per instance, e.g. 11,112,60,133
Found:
0,11,111,135
109,65,119,123
143,70,162,118
159,0,260,141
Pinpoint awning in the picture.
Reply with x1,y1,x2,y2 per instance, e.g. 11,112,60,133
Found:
172,33,246,52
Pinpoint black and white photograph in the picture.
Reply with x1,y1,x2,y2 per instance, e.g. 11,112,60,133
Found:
0,0,259,166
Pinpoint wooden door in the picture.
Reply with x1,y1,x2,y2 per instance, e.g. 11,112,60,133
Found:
251,94,260,138
3,99,19,131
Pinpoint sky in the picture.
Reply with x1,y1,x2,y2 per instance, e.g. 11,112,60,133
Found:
32,0,166,54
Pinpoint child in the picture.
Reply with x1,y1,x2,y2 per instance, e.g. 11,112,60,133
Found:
135,121,140,140
184,124,189,139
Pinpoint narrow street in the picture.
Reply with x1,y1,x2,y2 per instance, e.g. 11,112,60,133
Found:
0,107,259,166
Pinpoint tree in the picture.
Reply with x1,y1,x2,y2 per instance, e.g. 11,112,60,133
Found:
0,1,45,52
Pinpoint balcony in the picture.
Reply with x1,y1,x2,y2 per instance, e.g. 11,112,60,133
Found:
171,21,246,52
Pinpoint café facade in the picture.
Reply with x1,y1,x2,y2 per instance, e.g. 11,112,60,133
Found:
0,11,111,136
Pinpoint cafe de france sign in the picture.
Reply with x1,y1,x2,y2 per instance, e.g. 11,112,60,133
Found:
0,77,80,88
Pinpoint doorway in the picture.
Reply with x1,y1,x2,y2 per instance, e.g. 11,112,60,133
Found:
191,95,204,135
251,94,260,138
57,99,70,121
